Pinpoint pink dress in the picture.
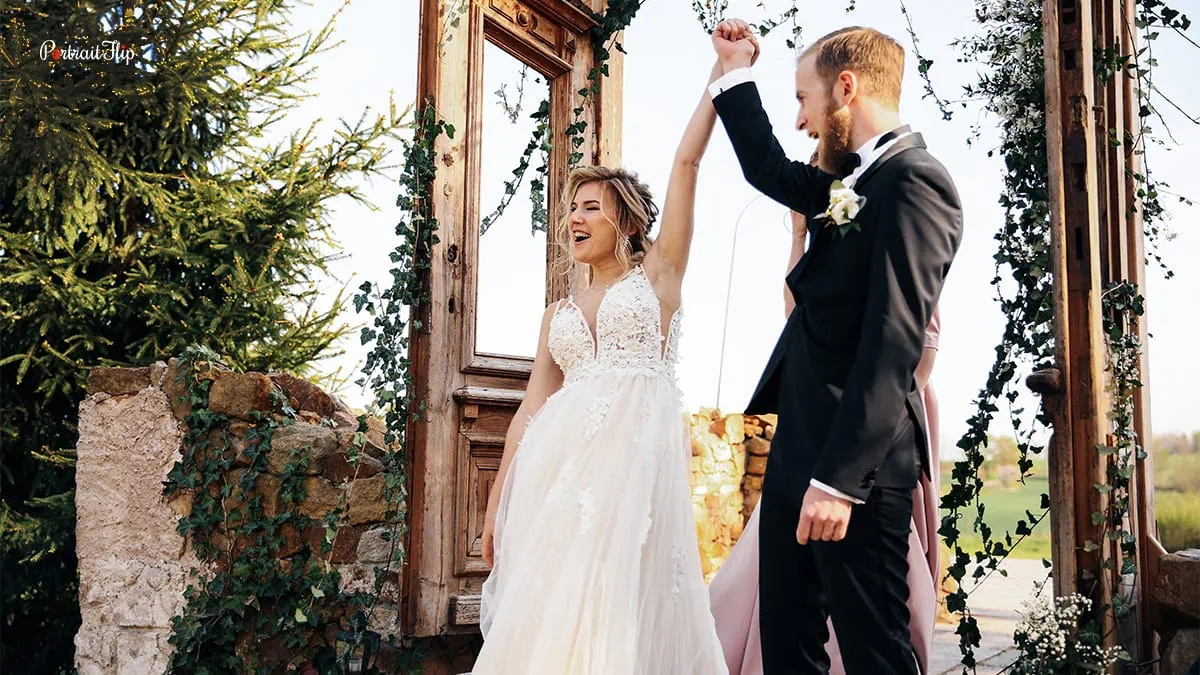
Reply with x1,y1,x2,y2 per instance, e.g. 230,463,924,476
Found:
709,307,942,675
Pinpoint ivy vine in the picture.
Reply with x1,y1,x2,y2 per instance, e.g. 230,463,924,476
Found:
349,101,454,658
480,99,551,235
164,346,374,673
923,0,1195,670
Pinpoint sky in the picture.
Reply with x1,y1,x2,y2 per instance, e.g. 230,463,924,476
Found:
276,0,1198,459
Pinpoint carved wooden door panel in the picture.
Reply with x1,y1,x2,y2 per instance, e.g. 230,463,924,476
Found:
408,0,621,637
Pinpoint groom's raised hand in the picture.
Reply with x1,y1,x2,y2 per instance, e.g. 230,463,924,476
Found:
712,18,760,71
795,485,853,545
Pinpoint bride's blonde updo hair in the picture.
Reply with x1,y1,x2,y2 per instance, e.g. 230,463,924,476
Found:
553,166,659,277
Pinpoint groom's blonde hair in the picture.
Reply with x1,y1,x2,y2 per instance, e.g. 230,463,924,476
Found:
800,27,905,110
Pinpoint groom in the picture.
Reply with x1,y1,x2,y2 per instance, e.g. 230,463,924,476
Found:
708,21,962,674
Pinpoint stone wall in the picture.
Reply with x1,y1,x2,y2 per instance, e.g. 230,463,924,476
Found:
75,361,402,673
1153,549,1200,675
688,411,776,581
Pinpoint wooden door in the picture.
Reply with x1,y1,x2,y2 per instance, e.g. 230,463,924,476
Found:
408,0,622,637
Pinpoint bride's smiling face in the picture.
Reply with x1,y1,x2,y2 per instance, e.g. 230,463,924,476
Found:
568,181,626,265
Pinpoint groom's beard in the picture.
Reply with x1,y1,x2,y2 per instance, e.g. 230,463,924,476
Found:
818,104,854,176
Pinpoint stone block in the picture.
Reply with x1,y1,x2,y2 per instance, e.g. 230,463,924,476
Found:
163,358,193,419
323,451,385,483
267,422,337,475
299,477,344,519
336,426,387,460
1161,628,1200,675
302,523,365,564
88,366,151,396
269,373,337,418
225,470,283,519
208,371,275,420
357,526,399,564
746,453,769,476
1155,549,1200,622
76,387,187,562
745,435,771,457
348,475,392,525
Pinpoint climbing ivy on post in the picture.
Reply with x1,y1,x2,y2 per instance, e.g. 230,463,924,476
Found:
351,102,454,656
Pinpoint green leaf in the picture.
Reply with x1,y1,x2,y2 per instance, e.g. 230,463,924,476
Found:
295,607,308,623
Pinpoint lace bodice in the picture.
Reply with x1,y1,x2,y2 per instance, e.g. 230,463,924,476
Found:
548,266,682,386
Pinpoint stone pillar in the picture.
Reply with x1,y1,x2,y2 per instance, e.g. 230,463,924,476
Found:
689,409,747,582
74,364,198,674
740,414,775,521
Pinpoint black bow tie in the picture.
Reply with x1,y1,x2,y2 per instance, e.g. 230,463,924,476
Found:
834,125,910,179
837,153,862,178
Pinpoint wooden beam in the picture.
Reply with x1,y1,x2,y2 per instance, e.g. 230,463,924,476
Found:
1042,0,1079,598
1042,0,1113,627
409,0,476,637
1119,0,1161,660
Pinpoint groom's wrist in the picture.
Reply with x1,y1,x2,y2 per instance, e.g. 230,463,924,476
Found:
719,54,752,73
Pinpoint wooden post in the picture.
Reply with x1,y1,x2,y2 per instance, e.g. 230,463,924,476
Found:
1118,0,1163,661
1041,0,1113,632
410,0,475,637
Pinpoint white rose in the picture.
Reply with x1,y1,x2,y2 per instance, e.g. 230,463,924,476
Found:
824,182,866,228
843,197,862,221
829,187,856,206
829,199,851,224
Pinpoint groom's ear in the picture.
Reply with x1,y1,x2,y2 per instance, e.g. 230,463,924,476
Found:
833,70,859,107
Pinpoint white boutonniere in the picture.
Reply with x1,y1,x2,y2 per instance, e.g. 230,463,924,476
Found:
821,180,867,238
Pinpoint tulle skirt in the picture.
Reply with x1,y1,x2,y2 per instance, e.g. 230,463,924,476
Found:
475,370,728,675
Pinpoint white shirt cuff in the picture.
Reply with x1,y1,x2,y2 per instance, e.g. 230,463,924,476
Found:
708,67,754,99
810,479,866,505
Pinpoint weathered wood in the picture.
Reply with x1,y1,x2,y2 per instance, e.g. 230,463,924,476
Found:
1042,0,1112,625
449,594,482,626
596,31,624,169
1118,0,1160,659
1027,368,1064,395
455,430,505,575
410,0,477,638
412,0,619,639
1041,0,1079,600
1101,0,1129,288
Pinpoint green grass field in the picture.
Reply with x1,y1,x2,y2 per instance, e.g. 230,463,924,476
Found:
939,459,1200,559
939,470,1052,560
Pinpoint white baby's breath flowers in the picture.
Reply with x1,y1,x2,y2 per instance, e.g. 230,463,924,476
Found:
1011,593,1125,673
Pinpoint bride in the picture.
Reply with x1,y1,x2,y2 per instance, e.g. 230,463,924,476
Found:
471,57,739,675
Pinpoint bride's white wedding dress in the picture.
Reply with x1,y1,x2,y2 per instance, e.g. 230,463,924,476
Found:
475,265,728,675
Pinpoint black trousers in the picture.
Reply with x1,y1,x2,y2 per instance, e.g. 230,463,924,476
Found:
757,479,919,674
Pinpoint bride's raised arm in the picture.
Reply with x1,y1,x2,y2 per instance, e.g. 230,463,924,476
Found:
643,60,725,284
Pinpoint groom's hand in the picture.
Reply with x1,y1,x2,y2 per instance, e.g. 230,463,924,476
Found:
712,18,759,71
795,486,853,545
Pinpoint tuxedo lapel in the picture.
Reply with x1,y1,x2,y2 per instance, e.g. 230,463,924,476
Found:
853,133,926,189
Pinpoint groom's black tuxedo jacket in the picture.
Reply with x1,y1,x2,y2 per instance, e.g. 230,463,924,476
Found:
714,82,963,503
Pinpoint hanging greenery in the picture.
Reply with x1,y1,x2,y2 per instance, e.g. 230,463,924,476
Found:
480,99,552,235
920,0,1195,670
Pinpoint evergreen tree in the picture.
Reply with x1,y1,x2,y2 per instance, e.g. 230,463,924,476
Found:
0,2,405,671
